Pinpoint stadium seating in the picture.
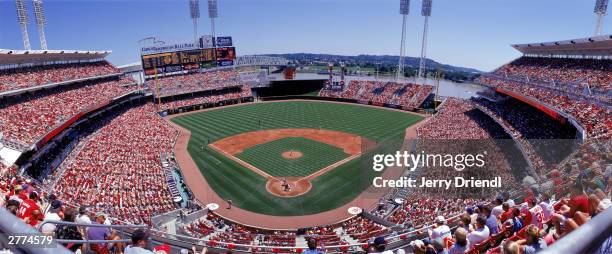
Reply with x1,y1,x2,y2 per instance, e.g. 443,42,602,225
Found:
495,56,612,91
472,97,577,173
0,77,137,145
0,61,119,92
477,76,611,139
160,86,252,110
320,80,433,109
181,212,385,249
51,104,178,225
149,70,244,97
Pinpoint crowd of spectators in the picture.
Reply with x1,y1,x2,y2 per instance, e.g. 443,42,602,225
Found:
149,70,244,97
477,76,611,140
1,167,163,253
382,98,521,235
0,77,137,145
181,212,386,251
319,80,433,109
472,97,577,174
496,56,612,91
160,87,252,110
52,103,178,225
341,216,389,242
0,61,119,92
388,197,479,230
417,98,505,139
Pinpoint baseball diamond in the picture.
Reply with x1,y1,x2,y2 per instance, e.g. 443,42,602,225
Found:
235,137,350,177
170,101,423,216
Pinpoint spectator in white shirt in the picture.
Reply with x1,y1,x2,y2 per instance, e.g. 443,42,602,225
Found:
467,215,490,249
429,216,451,241
41,200,63,234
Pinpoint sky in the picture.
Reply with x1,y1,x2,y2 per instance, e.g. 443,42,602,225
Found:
0,0,609,71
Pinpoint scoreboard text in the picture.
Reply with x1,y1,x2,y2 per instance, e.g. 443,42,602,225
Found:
142,48,217,75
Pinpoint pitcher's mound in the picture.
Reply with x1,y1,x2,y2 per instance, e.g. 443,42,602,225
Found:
281,150,303,159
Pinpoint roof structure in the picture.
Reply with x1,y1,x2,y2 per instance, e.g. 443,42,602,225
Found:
511,35,612,57
0,49,111,66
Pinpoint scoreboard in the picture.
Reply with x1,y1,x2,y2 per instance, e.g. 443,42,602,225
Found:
142,52,180,69
142,48,219,76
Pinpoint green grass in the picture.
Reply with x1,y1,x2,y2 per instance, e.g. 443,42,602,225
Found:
236,137,350,177
172,101,422,216
298,89,321,96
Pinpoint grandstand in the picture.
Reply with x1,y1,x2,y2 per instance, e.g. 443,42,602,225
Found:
0,3,611,254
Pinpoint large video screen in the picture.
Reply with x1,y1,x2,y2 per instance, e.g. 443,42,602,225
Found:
216,47,236,61
216,47,236,67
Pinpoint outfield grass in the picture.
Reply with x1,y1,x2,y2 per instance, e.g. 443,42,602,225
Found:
236,137,350,177
172,101,422,216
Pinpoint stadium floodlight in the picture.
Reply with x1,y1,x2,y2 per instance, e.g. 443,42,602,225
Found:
418,0,433,81
208,0,218,43
190,0,200,44
33,0,48,50
421,0,432,16
397,0,410,81
594,0,608,35
14,0,31,50
400,0,410,15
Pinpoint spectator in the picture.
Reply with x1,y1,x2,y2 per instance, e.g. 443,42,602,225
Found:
429,216,451,241
448,228,469,254
17,192,43,227
302,237,324,254
501,240,520,254
467,215,490,248
483,205,499,234
87,212,122,254
76,206,92,237
55,208,83,252
125,229,155,254
432,238,448,254
368,236,405,254
41,200,63,234
458,213,472,232
516,225,547,254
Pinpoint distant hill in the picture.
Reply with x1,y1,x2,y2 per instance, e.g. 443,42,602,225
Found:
258,53,482,81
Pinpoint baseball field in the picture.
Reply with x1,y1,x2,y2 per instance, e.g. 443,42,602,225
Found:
171,101,422,216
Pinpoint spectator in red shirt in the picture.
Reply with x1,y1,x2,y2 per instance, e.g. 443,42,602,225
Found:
567,185,590,217
17,192,44,226
499,203,514,223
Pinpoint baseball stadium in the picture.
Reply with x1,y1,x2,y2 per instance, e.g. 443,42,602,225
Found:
0,0,611,254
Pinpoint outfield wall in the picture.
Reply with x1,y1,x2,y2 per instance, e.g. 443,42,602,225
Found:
259,95,431,114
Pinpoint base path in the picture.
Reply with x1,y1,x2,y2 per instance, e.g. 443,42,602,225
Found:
166,101,429,230
210,128,375,155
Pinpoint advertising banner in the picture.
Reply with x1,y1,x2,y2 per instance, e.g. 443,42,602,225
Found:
200,35,214,48
217,60,234,67
216,36,233,47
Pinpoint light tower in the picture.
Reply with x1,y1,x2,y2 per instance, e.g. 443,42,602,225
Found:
397,0,410,81
208,0,218,44
594,0,608,35
418,0,432,81
189,0,200,45
14,0,31,50
33,0,48,50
